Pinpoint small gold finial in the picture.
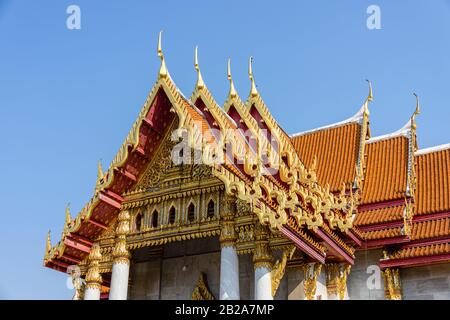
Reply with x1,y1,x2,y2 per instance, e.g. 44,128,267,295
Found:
65,203,71,226
227,58,237,97
366,79,373,102
46,230,51,252
157,30,167,78
248,56,258,97
411,93,421,129
194,46,205,89
97,159,104,182
413,93,420,117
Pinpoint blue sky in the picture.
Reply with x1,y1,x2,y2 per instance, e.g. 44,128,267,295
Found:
0,0,449,299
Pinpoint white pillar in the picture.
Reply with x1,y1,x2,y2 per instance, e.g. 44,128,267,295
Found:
109,210,131,300
109,262,130,300
84,286,101,300
220,246,240,300
255,266,273,300
219,198,239,300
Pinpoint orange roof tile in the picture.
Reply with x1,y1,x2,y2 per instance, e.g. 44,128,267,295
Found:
362,136,408,204
411,218,450,240
415,148,450,215
291,123,361,192
362,226,403,240
389,242,449,260
354,205,404,226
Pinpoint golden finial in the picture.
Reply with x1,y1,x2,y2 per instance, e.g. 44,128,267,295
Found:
46,230,51,252
366,79,373,102
413,93,420,117
194,46,205,89
157,30,168,78
65,203,71,226
227,58,237,97
411,93,421,130
248,56,258,97
97,159,104,182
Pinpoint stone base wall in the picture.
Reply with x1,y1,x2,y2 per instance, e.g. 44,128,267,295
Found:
401,263,450,300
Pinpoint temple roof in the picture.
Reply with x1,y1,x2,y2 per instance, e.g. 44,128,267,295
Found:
291,122,362,192
415,145,450,215
362,136,409,205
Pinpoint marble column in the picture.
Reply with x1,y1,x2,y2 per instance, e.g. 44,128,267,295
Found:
219,197,240,300
109,211,131,300
325,263,351,300
84,243,102,300
253,223,273,300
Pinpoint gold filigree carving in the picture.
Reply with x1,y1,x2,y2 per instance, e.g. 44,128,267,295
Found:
112,211,131,265
271,246,295,297
383,268,402,300
191,272,215,300
326,263,351,300
303,263,322,300
253,223,273,270
85,243,102,290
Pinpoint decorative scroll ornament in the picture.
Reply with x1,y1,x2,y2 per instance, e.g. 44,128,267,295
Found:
112,211,131,264
303,263,322,300
85,243,103,290
383,268,402,300
271,246,296,297
191,272,215,300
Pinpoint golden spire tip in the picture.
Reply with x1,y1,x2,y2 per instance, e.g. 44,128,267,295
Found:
194,46,204,89
65,203,71,225
413,92,420,116
97,159,104,181
157,30,167,78
227,58,237,97
46,230,51,252
249,56,258,97
366,79,373,102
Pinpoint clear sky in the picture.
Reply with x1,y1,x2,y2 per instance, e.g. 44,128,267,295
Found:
0,0,449,299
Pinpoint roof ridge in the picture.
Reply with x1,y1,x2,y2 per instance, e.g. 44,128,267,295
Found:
290,103,365,138
367,122,411,144
415,143,450,155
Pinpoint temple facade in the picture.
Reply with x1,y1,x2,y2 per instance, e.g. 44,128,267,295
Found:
44,33,450,300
